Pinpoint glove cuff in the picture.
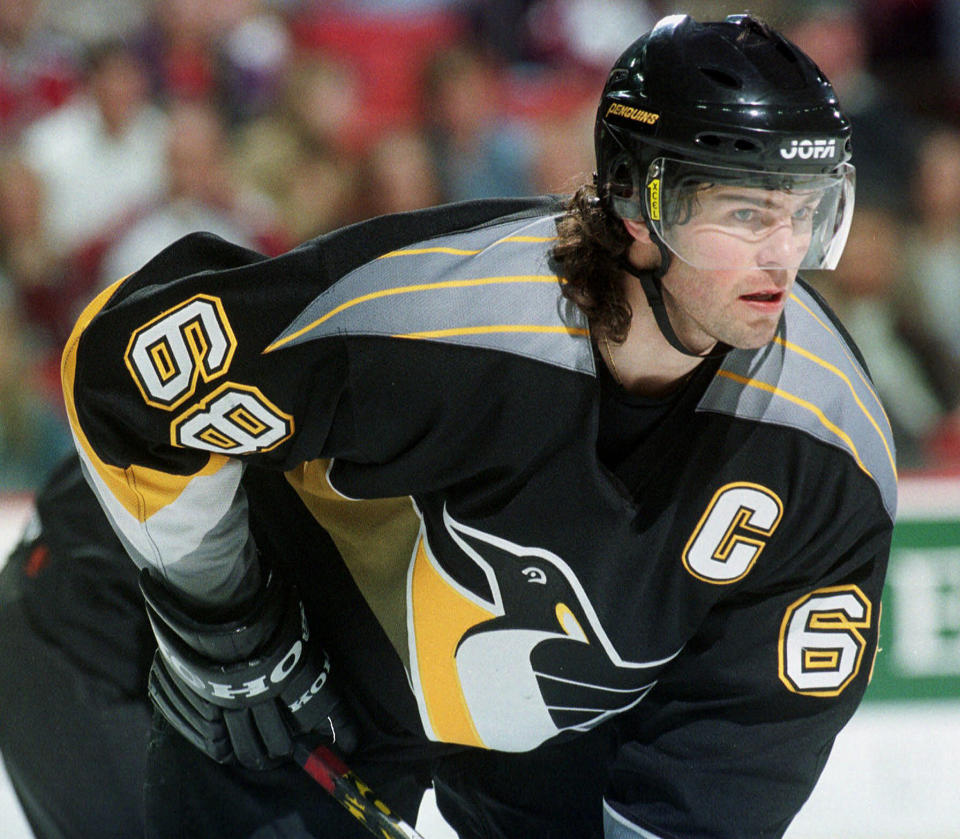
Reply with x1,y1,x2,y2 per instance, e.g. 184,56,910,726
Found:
140,565,287,661
140,567,319,710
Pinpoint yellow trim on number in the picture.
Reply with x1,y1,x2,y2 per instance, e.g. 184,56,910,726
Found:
61,278,229,522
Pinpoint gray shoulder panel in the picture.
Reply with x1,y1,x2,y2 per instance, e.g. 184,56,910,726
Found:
603,801,667,839
699,283,897,521
266,214,596,377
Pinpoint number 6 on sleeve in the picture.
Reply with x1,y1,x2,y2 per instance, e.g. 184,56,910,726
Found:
778,585,873,697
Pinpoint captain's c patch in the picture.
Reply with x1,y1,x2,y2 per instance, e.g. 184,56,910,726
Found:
683,482,783,584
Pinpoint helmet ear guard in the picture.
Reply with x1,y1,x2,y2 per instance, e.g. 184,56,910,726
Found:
601,152,701,357
605,152,646,221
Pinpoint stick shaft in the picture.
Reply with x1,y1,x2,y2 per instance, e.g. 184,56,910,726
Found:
294,743,426,839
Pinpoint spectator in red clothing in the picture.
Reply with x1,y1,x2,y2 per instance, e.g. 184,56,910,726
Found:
134,0,290,125
286,1,466,152
0,0,80,140
18,40,168,260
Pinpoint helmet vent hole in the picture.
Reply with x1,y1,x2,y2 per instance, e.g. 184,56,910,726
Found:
698,66,742,90
694,133,762,155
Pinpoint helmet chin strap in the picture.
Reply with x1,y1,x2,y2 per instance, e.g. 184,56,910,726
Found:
620,245,732,360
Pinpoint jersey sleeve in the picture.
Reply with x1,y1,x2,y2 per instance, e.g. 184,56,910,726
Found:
62,198,568,610
61,233,365,607
602,509,891,839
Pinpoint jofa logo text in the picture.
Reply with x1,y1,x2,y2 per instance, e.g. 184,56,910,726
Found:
780,139,836,160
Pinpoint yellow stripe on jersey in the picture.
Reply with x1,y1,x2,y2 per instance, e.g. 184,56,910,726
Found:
393,324,590,340
61,279,230,522
773,333,897,479
785,292,896,473
264,274,560,353
716,370,874,481
379,247,482,258
377,235,557,260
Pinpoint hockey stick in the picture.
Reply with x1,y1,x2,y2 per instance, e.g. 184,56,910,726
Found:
293,742,427,839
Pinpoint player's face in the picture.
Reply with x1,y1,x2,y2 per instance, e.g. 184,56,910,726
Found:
656,187,812,351
659,257,794,352
666,185,819,271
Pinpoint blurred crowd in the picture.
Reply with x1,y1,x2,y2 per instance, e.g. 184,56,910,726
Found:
1,0,959,492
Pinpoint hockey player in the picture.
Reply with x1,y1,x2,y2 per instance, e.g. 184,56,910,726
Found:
62,13,896,839
0,455,152,839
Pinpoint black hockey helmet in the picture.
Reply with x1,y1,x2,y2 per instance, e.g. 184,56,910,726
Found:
593,13,855,355
595,13,854,269
596,12,852,207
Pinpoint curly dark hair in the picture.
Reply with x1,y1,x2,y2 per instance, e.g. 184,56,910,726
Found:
551,183,634,342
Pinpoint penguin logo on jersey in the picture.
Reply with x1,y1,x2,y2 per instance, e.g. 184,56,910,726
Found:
407,507,681,751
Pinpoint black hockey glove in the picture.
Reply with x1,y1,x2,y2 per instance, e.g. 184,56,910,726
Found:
140,566,358,770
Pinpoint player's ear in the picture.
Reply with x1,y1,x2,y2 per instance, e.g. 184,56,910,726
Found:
622,217,653,244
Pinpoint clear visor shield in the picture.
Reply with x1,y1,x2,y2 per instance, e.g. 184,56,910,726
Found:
644,158,856,271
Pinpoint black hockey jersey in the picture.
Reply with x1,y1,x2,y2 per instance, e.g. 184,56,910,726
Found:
63,197,896,838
